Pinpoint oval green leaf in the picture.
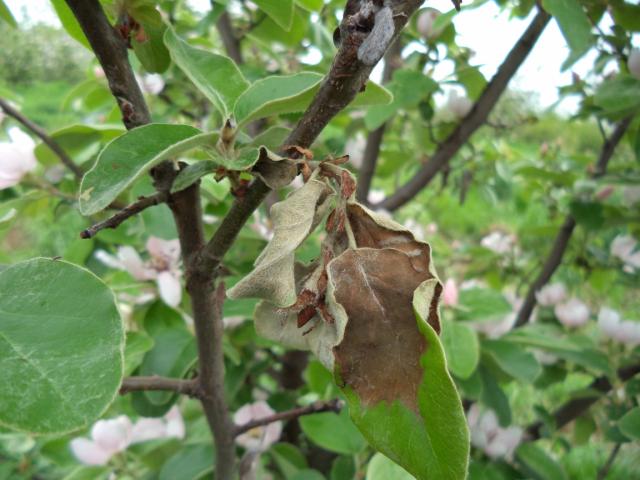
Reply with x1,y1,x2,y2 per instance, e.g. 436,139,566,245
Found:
253,0,294,31
366,453,414,480
164,27,249,117
441,321,479,379
79,124,211,215
299,409,366,455
0,258,124,434
234,72,324,128
619,407,640,441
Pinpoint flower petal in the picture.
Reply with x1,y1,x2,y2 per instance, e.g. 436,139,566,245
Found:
70,438,114,466
157,271,182,307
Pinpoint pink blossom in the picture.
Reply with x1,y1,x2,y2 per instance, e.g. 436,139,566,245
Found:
535,283,566,307
234,401,282,452
0,127,37,190
554,298,589,328
95,237,182,307
442,278,459,307
416,9,440,40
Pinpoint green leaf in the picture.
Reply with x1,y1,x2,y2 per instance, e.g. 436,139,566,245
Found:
342,283,469,480
234,72,324,128
618,407,640,441
131,8,171,73
479,367,511,427
516,442,568,480
290,470,325,480
441,321,480,379
350,81,394,108
79,124,211,215
541,0,594,69
299,409,366,455
50,0,91,50
295,0,324,11
254,0,294,30
0,0,16,27
366,453,414,480
164,27,249,117
456,288,512,323
171,161,218,193
594,75,640,118
0,258,123,434
159,443,214,480
331,456,356,480
124,331,154,376
270,442,308,478
483,340,541,383
141,327,197,405
570,200,604,230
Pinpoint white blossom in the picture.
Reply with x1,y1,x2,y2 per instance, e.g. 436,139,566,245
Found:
554,297,589,328
628,48,640,80
610,235,640,272
467,404,522,460
535,283,566,307
344,134,366,169
481,231,516,255
70,407,185,466
446,91,473,120
234,401,282,452
138,73,166,95
598,307,640,347
95,237,182,307
0,127,37,190
416,9,439,40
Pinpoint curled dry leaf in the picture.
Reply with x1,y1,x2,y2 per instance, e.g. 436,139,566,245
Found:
251,147,298,190
227,170,333,306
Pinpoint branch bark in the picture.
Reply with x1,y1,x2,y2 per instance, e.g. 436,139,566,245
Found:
356,39,403,203
375,9,551,211
65,0,151,129
80,192,168,239
514,117,632,327
216,10,243,65
199,0,425,274
120,375,200,397
234,399,344,436
527,362,640,440
0,97,83,179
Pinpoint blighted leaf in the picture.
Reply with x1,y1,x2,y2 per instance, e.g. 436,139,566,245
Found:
227,172,334,306
234,72,324,128
164,27,249,117
0,258,124,434
79,124,213,215
251,148,299,189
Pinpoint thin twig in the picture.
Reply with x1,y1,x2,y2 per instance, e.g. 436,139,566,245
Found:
120,376,200,397
80,192,168,239
0,97,83,179
514,117,632,327
597,443,622,480
234,399,344,436
376,9,551,211
527,362,640,440
215,9,243,65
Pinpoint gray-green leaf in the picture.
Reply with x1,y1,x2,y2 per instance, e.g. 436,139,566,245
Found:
0,258,124,434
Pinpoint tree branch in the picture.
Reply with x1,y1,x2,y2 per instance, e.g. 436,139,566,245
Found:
199,0,425,274
120,375,200,397
376,9,551,211
234,399,344,437
216,10,243,65
514,117,632,327
65,0,151,129
0,97,83,179
527,362,640,440
356,39,403,203
597,443,622,480
80,192,168,239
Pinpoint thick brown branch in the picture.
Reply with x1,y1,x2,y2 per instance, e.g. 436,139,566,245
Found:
0,97,83,179
200,0,424,273
65,0,151,129
527,362,640,440
80,192,168,239
376,9,551,211
234,399,344,437
514,117,632,327
120,375,200,397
